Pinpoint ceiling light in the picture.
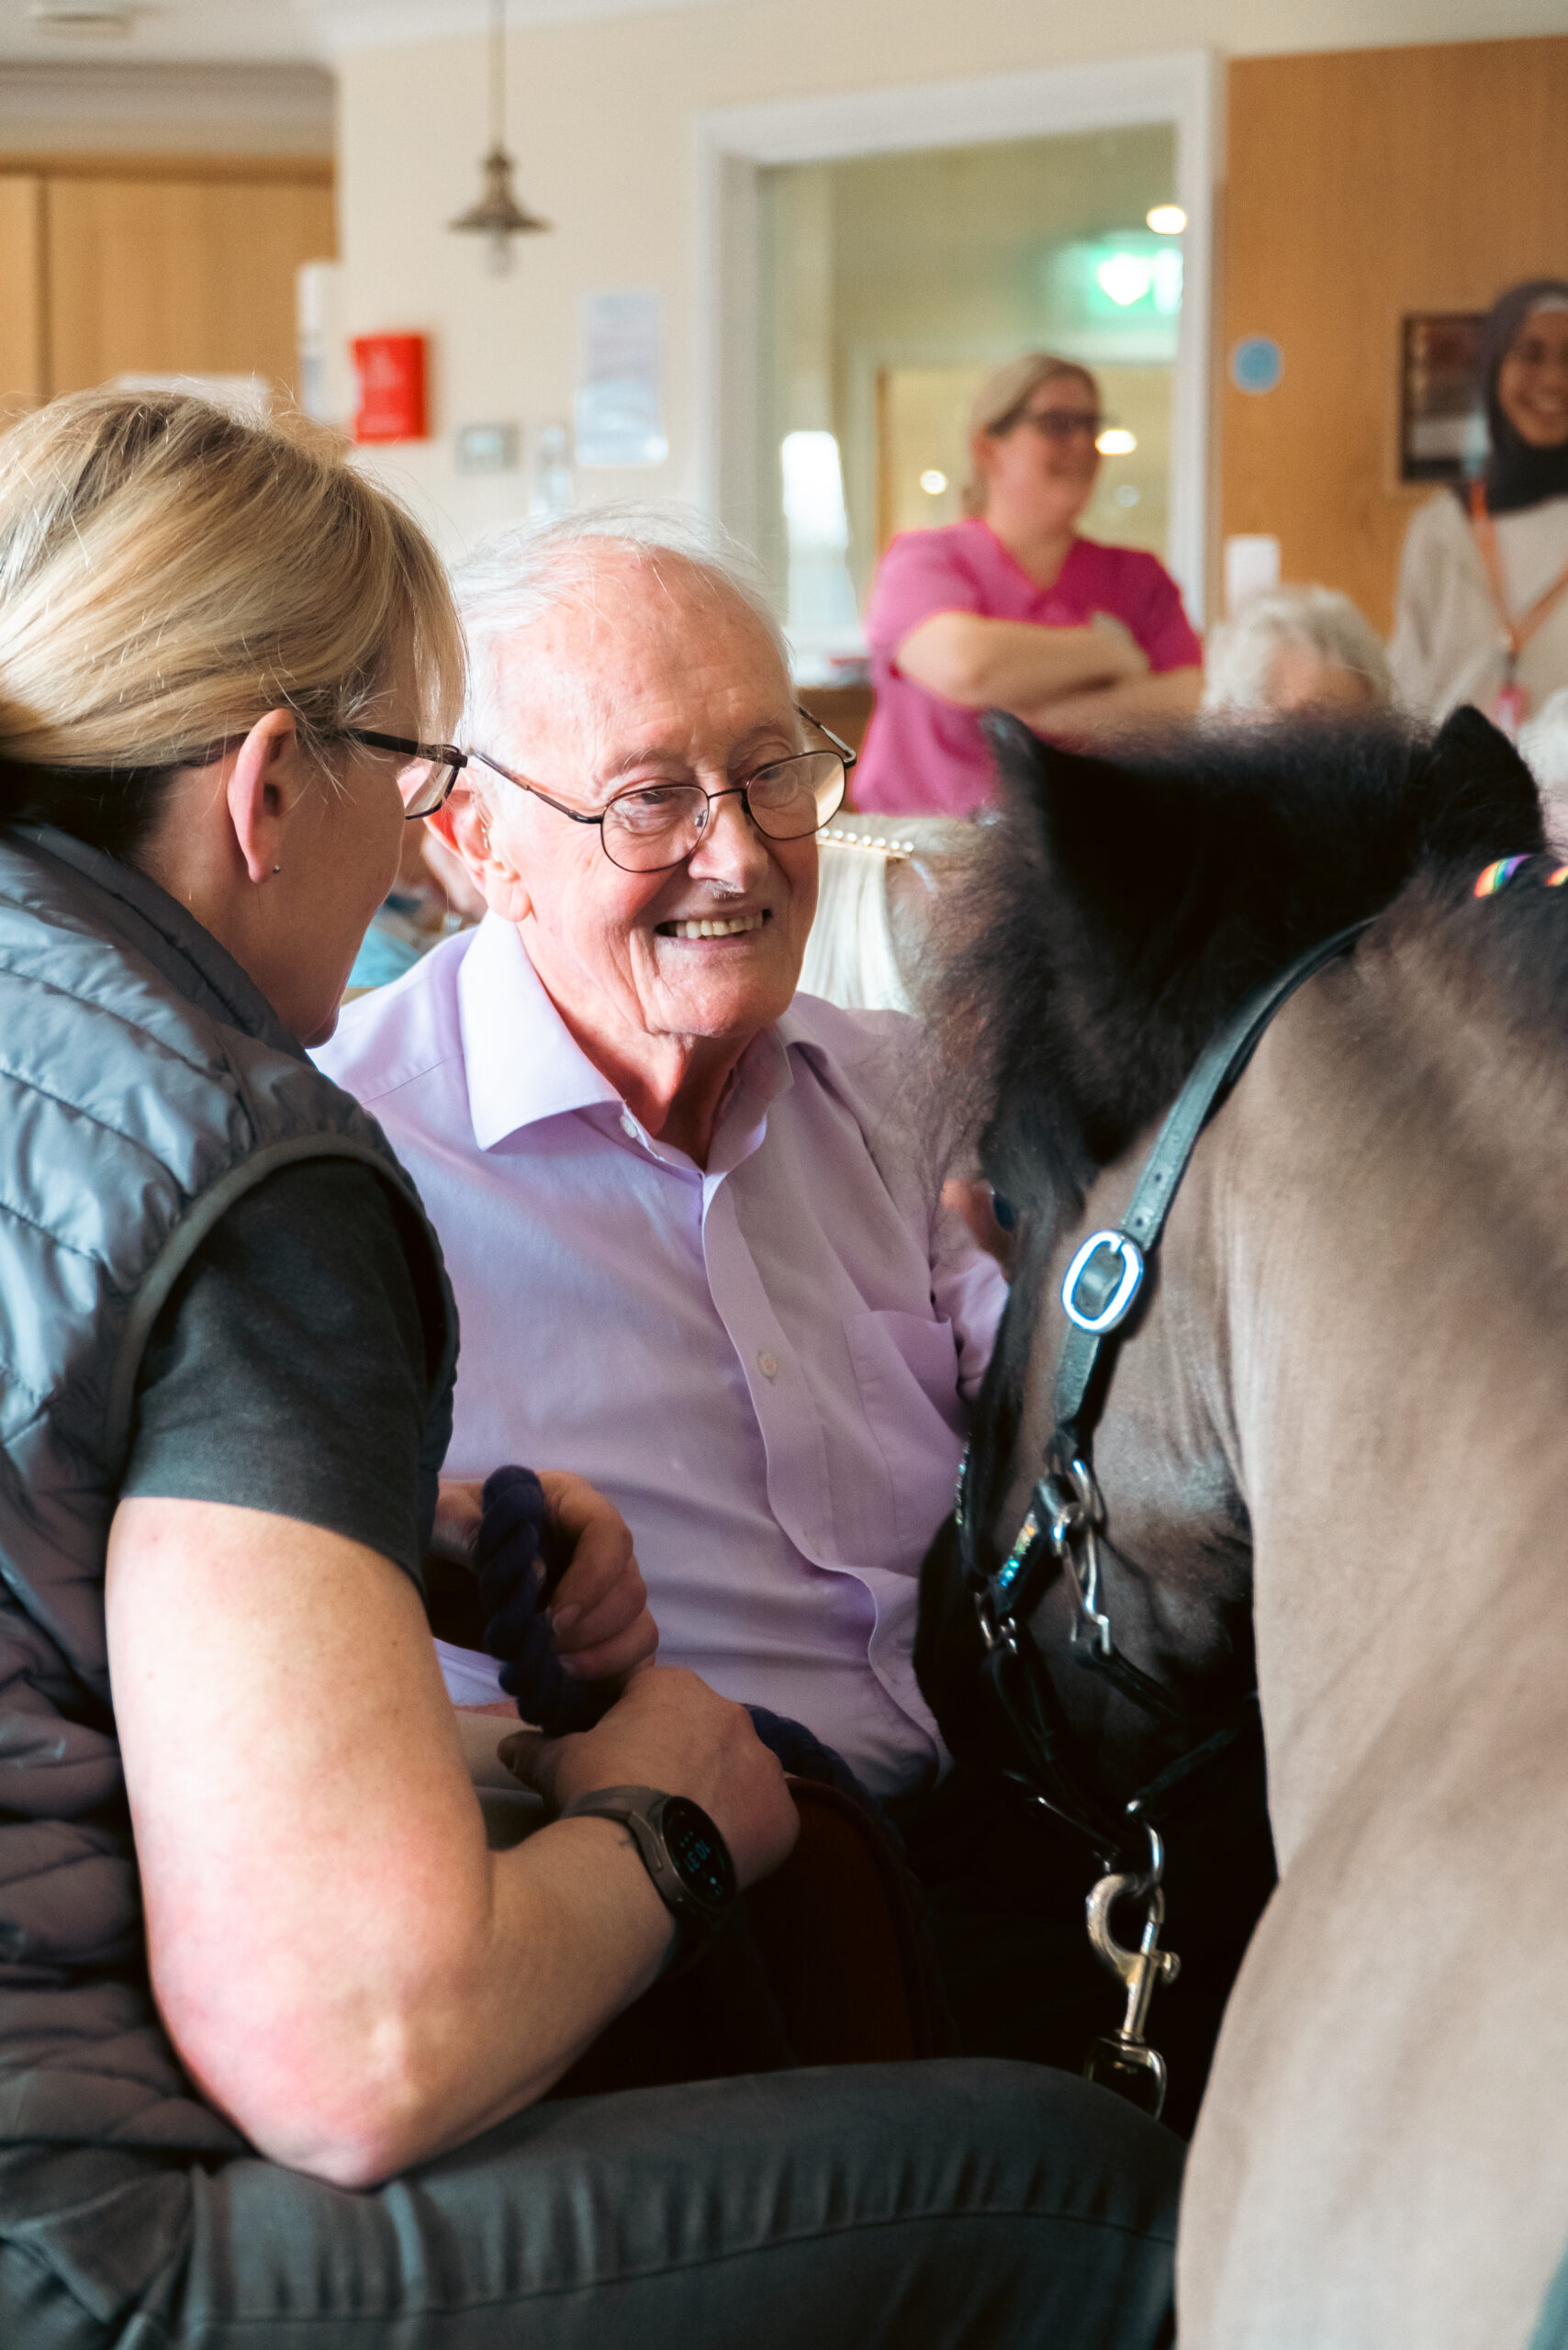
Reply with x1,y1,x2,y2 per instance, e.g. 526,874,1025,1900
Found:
450,0,550,274
919,469,947,495
1147,205,1187,235
1096,428,1137,455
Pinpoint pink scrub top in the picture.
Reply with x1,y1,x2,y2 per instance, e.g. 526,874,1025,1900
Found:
854,517,1203,818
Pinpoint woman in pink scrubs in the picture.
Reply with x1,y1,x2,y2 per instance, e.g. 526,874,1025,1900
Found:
855,353,1204,817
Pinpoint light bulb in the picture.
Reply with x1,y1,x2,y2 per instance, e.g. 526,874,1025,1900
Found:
1147,205,1186,235
1096,428,1137,455
919,469,947,495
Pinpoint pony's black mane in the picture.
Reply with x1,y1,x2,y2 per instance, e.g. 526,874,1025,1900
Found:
928,708,1544,1218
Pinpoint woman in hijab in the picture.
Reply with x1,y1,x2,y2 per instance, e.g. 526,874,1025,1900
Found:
1392,278,1568,729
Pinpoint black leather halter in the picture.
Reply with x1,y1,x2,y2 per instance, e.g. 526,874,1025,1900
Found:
955,918,1371,1868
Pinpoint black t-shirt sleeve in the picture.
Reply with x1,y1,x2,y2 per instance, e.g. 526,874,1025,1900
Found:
122,1157,434,1588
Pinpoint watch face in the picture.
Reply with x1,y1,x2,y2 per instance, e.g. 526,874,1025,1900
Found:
661,1796,736,1909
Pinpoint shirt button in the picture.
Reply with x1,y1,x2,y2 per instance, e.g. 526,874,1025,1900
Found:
756,1349,779,1381
620,1110,639,1139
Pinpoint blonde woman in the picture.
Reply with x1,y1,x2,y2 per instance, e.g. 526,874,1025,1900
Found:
0,392,1182,2350
855,352,1203,817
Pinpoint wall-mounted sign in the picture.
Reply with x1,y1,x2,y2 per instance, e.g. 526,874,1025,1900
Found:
1400,313,1486,484
1038,234,1182,364
1230,336,1283,396
352,333,428,443
1223,532,1281,615
575,291,667,468
455,422,521,475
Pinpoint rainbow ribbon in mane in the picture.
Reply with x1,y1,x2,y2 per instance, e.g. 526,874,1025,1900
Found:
1474,854,1568,896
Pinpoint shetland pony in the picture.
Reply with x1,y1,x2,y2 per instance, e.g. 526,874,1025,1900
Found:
918,709,1567,2349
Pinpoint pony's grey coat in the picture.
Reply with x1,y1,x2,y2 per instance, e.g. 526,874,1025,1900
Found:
1021,916,1568,2350
924,708,1564,2346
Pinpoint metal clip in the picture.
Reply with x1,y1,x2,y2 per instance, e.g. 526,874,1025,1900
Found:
1081,1825,1182,2121
973,1588,1019,1656
1038,1452,1113,1659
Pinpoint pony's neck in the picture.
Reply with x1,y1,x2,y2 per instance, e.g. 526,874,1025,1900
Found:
1226,943,1568,1867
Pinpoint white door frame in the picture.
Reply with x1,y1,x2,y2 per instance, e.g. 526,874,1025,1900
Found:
693,49,1222,621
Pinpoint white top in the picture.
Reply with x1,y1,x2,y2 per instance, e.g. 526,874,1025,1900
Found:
1390,489,1568,724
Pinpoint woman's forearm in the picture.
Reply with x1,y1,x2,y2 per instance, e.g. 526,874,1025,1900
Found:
895,610,1141,711
107,1500,789,2190
1017,665,1203,743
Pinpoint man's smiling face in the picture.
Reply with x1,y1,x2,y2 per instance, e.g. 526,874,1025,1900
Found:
451,549,819,1060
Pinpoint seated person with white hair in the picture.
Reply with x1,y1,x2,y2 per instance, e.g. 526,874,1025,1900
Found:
1519,685,1568,855
1202,584,1394,718
319,507,1003,1805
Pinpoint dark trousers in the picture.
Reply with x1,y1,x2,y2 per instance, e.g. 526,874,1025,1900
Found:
2,2060,1180,2349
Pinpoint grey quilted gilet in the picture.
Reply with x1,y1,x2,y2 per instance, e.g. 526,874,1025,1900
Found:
0,824,457,2158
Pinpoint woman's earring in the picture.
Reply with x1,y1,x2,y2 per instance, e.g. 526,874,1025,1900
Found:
272,864,281,875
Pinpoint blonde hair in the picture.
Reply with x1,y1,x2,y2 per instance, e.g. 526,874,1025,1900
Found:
0,388,464,856
962,353,1099,517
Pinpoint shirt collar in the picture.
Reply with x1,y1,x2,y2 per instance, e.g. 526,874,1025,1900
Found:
458,913,620,1149
457,912,803,1157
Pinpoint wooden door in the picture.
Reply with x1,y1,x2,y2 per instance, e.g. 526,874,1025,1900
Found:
0,157,334,411
0,176,45,417
1221,37,1568,633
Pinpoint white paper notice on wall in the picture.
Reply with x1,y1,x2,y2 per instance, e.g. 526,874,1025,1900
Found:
1223,533,1282,617
575,291,668,467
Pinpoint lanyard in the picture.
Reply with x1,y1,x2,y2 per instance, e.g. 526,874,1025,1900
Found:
1467,479,1568,663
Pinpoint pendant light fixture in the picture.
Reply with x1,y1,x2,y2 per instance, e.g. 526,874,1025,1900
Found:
449,0,550,275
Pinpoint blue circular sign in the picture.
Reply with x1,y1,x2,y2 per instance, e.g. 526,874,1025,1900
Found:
1231,335,1283,395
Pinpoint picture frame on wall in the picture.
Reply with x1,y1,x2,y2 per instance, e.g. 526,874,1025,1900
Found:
1400,313,1487,484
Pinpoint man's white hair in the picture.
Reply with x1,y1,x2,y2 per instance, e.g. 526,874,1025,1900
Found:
1203,584,1394,714
1519,687,1568,856
450,501,790,744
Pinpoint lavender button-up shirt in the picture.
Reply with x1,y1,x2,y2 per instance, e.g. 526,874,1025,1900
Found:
318,915,1005,1796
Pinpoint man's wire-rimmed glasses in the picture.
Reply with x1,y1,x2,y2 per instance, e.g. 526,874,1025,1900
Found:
464,704,857,875
342,729,469,821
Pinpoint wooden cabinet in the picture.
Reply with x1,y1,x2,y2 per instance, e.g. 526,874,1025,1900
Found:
0,156,334,412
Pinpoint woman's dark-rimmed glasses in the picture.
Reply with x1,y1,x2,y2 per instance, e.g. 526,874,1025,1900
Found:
342,730,469,821
1013,407,1105,443
465,705,857,875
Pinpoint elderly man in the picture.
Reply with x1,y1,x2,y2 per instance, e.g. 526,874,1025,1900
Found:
320,509,1003,1801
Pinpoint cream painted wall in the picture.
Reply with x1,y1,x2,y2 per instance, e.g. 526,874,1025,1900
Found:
338,0,1568,559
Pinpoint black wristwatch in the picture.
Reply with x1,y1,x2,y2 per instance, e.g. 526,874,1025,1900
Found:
556,1785,738,1973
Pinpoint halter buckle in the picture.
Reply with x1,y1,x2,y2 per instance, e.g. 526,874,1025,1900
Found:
1061,1228,1145,1334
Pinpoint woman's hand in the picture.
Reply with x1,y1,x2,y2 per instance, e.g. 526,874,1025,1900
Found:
499,1665,800,1889
434,1471,657,1687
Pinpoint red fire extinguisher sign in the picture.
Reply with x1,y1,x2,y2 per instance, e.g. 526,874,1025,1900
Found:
352,333,429,443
